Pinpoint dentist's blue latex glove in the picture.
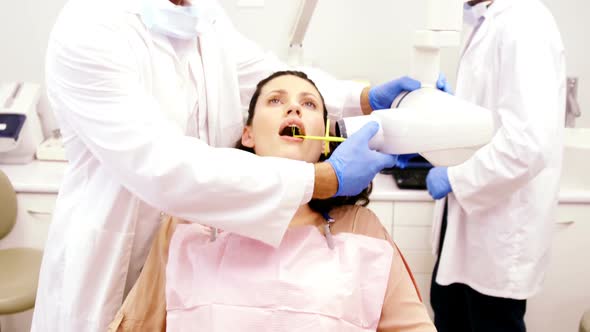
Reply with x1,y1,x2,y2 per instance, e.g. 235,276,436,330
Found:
327,122,397,197
426,167,453,199
396,153,420,169
368,76,421,110
437,73,453,94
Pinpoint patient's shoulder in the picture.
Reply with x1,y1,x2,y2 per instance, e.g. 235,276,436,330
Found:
329,205,390,242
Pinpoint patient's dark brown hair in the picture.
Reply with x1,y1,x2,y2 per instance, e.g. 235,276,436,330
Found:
236,70,371,214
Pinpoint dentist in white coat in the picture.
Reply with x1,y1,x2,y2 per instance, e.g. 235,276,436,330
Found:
31,0,429,330
425,0,566,331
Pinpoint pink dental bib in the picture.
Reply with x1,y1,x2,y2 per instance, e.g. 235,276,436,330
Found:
166,225,394,331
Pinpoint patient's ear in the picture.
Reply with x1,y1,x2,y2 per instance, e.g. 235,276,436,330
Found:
241,126,255,148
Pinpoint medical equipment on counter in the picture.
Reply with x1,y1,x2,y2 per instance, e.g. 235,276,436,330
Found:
36,129,67,161
565,77,581,128
335,87,495,167
0,82,44,164
380,154,433,190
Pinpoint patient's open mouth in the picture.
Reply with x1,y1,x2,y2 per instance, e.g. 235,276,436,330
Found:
281,125,302,137
278,119,306,141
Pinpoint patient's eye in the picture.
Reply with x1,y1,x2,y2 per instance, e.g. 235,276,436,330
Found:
303,100,317,110
268,97,282,105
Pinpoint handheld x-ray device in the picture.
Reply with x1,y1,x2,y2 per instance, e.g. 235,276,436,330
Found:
337,0,495,167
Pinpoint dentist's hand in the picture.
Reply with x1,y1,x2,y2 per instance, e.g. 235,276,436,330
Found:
426,167,453,199
327,122,397,197
396,153,420,169
369,76,421,110
437,73,453,94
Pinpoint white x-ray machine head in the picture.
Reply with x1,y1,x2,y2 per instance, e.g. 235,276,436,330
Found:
290,0,495,166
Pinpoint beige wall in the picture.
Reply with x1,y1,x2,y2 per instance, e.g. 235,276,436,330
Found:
0,0,588,137
220,0,590,127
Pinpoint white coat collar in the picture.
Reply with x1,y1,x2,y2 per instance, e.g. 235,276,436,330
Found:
126,0,143,13
124,0,220,64
124,0,176,58
125,0,240,148
464,0,514,22
483,0,514,19
460,0,515,60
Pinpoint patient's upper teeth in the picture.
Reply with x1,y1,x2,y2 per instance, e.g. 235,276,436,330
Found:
289,125,301,135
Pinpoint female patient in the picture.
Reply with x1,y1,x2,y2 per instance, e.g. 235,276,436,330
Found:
109,71,436,332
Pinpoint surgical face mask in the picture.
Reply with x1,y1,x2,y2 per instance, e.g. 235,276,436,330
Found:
463,2,489,27
140,0,212,40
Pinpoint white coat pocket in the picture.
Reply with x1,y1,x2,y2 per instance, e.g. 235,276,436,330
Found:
62,228,135,329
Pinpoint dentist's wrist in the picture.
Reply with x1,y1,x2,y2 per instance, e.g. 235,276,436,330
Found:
312,162,338,199
360,86,373,115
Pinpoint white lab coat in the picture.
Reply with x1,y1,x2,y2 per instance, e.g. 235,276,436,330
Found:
431,0,566,300
31,0,364,330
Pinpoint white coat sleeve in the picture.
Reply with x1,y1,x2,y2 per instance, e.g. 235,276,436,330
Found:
448,23,564,214
215,11,366,121
45,23,313,247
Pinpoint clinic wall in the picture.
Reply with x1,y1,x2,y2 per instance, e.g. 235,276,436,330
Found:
219,0,590,128
542,0,590,128
0,0,588,131
0,0,68,137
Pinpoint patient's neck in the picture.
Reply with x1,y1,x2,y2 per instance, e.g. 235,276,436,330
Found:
288,205,323,228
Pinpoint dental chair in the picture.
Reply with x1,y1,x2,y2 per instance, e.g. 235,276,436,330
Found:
0,170,43,332
581,309,590,332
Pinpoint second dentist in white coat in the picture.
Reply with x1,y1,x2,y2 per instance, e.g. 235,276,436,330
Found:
425,0,566,331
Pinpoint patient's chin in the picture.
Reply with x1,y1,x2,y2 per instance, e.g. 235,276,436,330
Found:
273,146,320,164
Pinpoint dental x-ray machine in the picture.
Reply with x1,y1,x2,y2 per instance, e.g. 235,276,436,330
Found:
290,0,495,167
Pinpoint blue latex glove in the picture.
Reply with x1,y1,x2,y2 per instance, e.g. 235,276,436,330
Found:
436,73,453,94
327,122,397,197
396,153,420,169
368,76,421,110
426,167,453,199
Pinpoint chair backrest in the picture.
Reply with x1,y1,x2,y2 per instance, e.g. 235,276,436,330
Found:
0,169,17,240
581,309,590,332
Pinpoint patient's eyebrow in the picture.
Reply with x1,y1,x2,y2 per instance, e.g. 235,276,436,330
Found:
299,92,320,100
264,89,288,96
264,89,321,102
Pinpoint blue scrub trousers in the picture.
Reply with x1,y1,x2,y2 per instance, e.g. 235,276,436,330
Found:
430,203,527,332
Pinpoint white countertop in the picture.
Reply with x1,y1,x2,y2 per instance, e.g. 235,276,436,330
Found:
370,173,590,204
1,161,590,203
0,161,66,193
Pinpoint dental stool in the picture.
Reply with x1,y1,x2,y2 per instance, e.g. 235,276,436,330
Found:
581,309,590,332
0,170,43,331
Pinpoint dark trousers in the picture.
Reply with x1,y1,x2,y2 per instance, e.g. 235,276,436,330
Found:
430,203,527,332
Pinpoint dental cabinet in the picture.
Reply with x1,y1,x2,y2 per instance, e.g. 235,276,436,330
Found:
0,162,63,251
0,161,63,331
368,174,590,332
367,128,590,332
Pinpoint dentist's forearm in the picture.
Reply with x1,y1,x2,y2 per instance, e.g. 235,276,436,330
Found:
312,162,338,199
360,86,373,115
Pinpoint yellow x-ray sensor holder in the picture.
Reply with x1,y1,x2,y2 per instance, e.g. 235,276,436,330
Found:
292,118,346,157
